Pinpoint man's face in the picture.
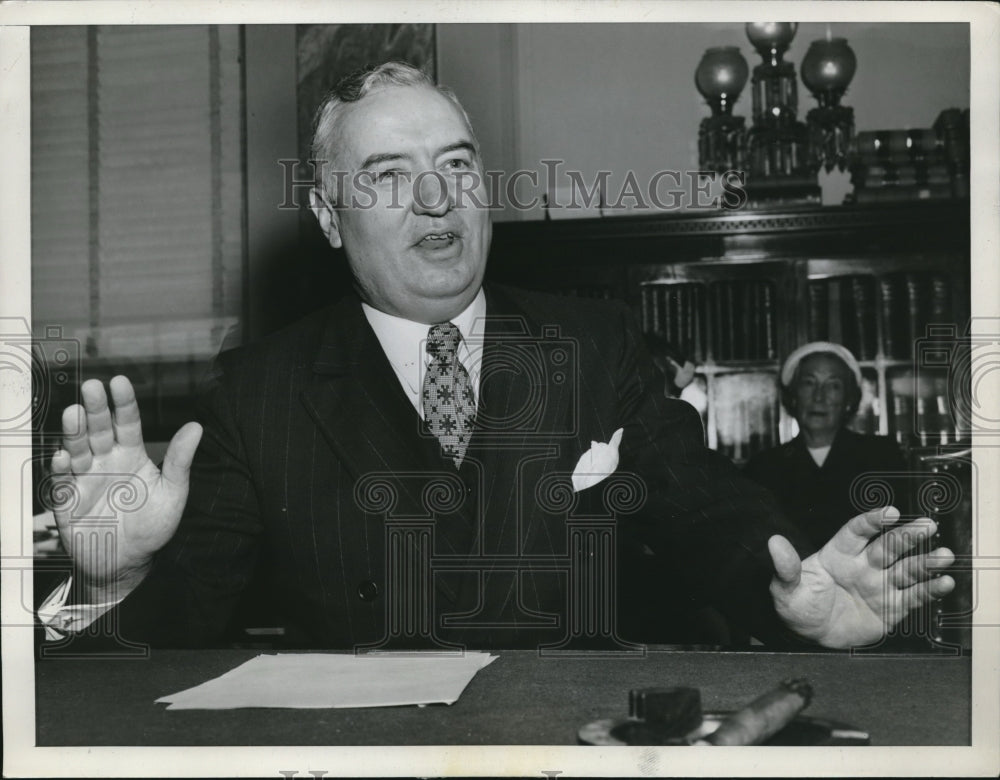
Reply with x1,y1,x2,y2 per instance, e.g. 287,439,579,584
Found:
792,353,853,440
311,85,491,324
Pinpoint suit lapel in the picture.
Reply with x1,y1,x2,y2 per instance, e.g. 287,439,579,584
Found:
474,285,575,450
300,295,440,487
463,286,577,558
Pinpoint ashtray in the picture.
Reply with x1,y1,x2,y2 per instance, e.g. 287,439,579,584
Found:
579,711,870,746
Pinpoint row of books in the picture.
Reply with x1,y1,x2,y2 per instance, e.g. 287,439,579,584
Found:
850,155,957,204
852,161,951,187
890,368,967,447
807,276,879,360
639,283,707,362
635,270,955,371
880,272,954,360
710,280,777,361
639,281,778,363
807,272,954,361
853,129,943,164
850,110,969,203
891,393,965,447
851,157,957,203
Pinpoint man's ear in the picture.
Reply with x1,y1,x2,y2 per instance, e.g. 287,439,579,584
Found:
309,187,343,249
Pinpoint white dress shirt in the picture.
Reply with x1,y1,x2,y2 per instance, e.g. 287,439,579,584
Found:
361,289,487,417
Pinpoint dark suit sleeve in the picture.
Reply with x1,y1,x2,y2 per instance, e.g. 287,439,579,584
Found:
111,355,264,647
609,304,815,646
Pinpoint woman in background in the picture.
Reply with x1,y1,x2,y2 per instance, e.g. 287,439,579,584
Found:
745,342,908,550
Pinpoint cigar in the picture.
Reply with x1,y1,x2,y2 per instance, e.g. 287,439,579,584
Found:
699,678,813,746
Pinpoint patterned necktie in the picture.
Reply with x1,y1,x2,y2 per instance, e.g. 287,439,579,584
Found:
423,322,476,467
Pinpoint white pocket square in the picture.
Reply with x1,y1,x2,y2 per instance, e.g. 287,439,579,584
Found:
571,428,623,493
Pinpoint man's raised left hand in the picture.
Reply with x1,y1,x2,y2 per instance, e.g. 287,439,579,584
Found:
768,507,956,649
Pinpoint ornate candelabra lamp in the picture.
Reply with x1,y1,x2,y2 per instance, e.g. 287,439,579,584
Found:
801,36,858,172
746,23,798,122
744,23,810,179
695,46,750,173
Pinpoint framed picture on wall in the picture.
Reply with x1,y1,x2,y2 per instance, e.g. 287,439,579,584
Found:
296,23,436,168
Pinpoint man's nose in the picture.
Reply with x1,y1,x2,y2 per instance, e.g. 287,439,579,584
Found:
412,171,454,216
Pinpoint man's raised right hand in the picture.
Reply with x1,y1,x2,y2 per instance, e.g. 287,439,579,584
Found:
50,375,202,603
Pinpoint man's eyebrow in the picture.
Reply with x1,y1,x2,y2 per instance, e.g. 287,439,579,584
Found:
438,141,477,157
358,142,476,170
359,152,409,170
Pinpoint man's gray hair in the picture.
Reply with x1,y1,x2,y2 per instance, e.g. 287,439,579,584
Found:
310,61,478,202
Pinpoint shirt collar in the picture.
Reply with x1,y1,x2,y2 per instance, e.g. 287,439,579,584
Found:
361,289,487,404
362,289,486,359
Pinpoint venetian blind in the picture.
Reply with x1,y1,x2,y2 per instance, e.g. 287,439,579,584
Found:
31,25,244,364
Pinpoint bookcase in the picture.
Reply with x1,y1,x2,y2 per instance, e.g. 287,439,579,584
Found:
486,200,971,466
489,200,973,651
634,260,793,461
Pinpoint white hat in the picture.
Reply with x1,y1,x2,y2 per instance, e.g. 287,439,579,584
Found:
780,342,862,388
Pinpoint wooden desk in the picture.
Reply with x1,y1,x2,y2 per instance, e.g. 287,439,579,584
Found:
35,648,970,746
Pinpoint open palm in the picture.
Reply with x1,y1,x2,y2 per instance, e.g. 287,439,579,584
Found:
50,376,202,601
768,507,955,649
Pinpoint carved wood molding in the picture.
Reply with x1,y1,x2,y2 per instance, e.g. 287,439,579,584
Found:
491,200,969,245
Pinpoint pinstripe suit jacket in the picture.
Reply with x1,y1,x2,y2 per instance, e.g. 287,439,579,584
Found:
114,284,806,648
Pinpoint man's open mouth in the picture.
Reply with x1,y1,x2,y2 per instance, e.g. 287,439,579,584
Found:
418,231,458,247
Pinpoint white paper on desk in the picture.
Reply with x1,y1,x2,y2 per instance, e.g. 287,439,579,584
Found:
155,652,497,710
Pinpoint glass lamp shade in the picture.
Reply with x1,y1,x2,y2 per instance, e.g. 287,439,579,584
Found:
745,23,798,63
695,47,749,115
801,38,857,105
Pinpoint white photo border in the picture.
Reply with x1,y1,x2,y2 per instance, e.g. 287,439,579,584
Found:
2,1,998,777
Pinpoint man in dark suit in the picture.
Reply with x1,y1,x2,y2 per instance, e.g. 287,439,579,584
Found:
44,62,954,651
